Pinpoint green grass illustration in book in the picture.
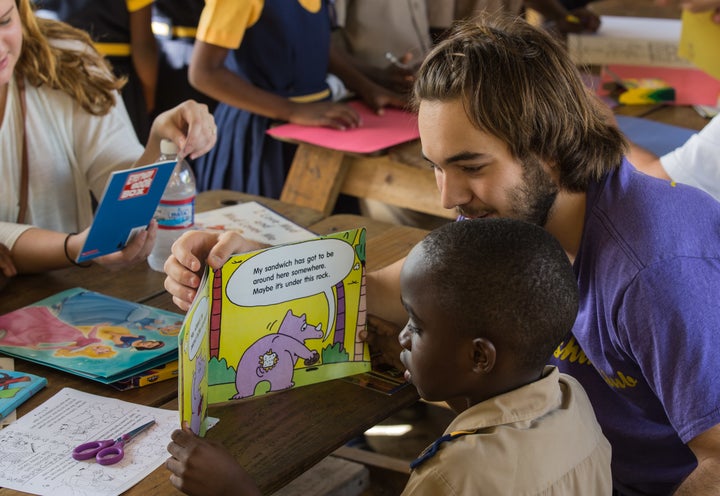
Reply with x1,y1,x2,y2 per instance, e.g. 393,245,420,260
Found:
180,228,369,435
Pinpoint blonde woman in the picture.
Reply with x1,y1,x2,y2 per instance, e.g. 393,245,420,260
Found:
0,0,216,280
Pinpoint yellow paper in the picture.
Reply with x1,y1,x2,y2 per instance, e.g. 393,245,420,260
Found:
678,10,720,80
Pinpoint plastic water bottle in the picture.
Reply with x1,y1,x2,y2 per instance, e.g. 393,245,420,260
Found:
147,139,196,272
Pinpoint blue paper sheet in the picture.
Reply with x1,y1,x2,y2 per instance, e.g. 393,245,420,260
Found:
616,114,697,157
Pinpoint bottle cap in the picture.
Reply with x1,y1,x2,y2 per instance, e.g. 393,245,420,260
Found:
160,139,178,156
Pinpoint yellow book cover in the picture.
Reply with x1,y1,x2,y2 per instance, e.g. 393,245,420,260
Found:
179,228,369,435
679,10,720,81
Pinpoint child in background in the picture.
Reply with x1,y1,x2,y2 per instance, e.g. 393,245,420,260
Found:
151,0,217,116
166,218,612,495
33,0,158,142
0,0,215,277
188,0,405,198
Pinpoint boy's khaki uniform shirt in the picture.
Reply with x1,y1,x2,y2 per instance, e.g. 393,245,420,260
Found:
402,367,612,495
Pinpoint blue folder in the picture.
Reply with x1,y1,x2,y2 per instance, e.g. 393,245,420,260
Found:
615,114,697,158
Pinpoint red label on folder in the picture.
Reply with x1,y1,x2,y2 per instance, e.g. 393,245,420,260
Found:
119,168,158,200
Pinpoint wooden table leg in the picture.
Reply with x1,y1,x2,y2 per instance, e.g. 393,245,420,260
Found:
281,143,348,216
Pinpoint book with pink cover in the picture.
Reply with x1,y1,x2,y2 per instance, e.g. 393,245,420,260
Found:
266,100,419,154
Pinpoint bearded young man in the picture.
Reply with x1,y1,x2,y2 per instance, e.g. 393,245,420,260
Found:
164,16,720,495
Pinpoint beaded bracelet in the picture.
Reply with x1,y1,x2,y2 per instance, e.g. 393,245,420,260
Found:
64,233,92,268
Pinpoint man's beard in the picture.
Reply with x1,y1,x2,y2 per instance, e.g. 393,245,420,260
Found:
508,157,559,227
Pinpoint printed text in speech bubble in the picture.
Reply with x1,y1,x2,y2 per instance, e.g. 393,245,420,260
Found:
226,239,355,338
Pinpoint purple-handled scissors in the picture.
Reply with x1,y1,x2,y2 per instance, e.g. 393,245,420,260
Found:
72,420,155,465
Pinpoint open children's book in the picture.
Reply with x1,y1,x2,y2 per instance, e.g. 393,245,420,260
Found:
0,288,183,384
179,227,370,435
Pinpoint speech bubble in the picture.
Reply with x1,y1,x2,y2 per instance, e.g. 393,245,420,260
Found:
226,239,355,339
187,296,209,360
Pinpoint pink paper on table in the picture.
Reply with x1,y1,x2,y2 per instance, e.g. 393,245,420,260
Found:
266,101,419,154
601,65,720,106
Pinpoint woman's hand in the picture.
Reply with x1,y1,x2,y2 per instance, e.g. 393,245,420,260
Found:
147,100,218,161
69,221,158,271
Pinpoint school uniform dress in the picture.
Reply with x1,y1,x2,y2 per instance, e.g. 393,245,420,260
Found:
151,0,217,115
34,0,153,142
402,367,612,495
192,0,332,198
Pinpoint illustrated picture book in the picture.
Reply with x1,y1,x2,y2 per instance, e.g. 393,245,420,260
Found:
179,228,370,435
0,367,47,421
77,159,177,263
0,288,183,384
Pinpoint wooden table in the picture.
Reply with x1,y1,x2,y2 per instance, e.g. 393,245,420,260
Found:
1,205,428,495
279,104,710,220
0,191,326,416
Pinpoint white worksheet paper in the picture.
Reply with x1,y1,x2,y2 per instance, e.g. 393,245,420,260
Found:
0,387,177,496
194,200,315,244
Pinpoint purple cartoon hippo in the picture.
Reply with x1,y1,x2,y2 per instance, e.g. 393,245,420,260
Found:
232,309,322,399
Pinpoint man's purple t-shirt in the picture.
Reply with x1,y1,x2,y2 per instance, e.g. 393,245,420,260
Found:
550,159,720,495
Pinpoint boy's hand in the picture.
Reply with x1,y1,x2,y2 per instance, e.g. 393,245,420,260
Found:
166,423,261,496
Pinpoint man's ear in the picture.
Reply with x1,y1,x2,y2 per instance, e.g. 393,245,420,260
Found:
471,337,496,374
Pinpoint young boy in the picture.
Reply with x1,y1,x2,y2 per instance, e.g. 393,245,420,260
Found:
166,218,611,495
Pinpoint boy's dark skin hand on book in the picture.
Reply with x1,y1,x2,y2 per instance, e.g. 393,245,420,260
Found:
166,422,261,496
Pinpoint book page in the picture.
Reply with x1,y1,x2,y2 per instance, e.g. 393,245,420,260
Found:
209,229,370,403
194,201,316,244
0,388,177,496
180,229,371,436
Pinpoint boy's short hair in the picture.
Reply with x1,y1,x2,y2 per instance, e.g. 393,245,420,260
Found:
417,218,578,371
412,15,626,192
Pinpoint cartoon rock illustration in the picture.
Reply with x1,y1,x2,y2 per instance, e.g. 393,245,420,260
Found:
233,309,322,399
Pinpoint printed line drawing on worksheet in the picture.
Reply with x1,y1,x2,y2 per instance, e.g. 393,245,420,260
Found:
0,388,177,496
